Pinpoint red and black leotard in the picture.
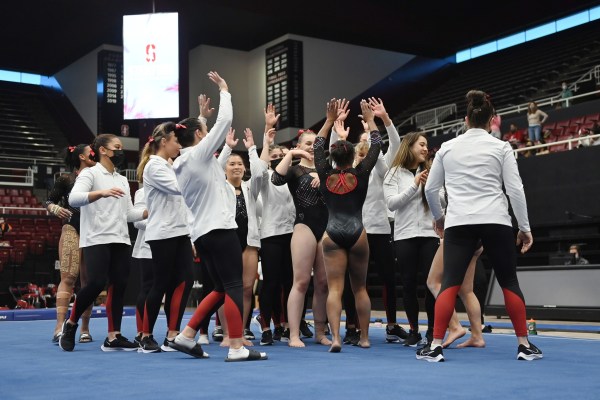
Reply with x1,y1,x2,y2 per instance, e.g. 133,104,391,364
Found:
313,132,382,249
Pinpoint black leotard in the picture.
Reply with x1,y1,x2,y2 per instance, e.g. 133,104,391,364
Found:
314,132,382,249
271,164,328,242
47,172,81,234
234,186,249,251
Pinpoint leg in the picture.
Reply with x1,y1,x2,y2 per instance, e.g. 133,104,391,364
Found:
347,230,371,348
418,237,439,338
368,233,398,326
456,250,485,348
394,239,420,332
54,224,80,337
78,253,93,338
135,258,154,338
312,239,331,346
321,235,347,352
106,244,131,338
166,237,194,338
288,224,318,348
242,246,259,335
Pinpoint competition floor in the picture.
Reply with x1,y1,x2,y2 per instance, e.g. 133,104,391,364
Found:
1,309,599,400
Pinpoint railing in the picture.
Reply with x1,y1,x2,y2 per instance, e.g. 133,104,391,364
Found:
414,104,457,128
0,167,34,187
0,206,48,215
123,169,137,182
512,133,600,158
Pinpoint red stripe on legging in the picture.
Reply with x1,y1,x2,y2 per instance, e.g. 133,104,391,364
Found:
502,288,528,336
168,281,186,331
142,303,150,334
433,285,461,339
136,308,143,333
69,299,78,324
224,294,243,339
106,285,114,332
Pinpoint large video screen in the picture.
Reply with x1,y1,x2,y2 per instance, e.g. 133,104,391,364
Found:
123,12,179,119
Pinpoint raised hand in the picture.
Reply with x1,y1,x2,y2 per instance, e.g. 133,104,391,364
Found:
264,103,280,128
368,97,387,119
334,120,350,140
326,98,339,122
336,98,350,122
198,94,214,119
360,99,374,122
359,118,369,133
225,128,238,148
264,128,276,147
290,149,313,161
207,71,228,92
243,128,255,149
414,169,429,186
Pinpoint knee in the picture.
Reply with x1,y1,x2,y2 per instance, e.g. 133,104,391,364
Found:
61,275,77,290
426,278,439,294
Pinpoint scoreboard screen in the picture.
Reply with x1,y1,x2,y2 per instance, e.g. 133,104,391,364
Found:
266,40,303,129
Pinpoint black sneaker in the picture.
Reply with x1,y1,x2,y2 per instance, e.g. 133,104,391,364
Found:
169,334,209,358
100,334,139,352
52,332,61,344
273,326,284,341
517,342,543,361
403,330,422,347
385,324,409,343
212,326,224,342
134,333,143,347
300,320,314,338
416,344,445,362
343,328,360,345
139,335,161,353
260,330,274,346
482,325,493,333
58,321,78,352
425,329,433,345
244,328,255,340
281,328,290,342
161,337,177,352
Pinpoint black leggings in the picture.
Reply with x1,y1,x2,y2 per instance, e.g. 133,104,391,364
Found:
435,224,527,339
259,233,293,328
187,229,244,339
145,235,193,334
367,233,397,323
394,237,438,332
71,243,130,332
473,258,488,325
197,257,214,334
135,258,155,333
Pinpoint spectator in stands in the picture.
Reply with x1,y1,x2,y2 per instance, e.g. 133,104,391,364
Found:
489,113,502,139
505,123,525,149
578,122,600,147
560,82,574,108
0,217,11,239
526,102,548,144
565,244,589,265
521,139,535,158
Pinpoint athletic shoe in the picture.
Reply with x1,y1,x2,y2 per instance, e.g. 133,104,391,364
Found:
273,326,284,341
425,330,433,345
139,335,161,353
252,314,265,331
244,328,255,340
343,328,360,345
385,324,409,343
281,328,290,342
134,333,143,347
168,334,209,358
300,320,314,338
197,334,210,345
482,325,493,333
212,326,224,342
161,337,177,352
403,330,422,347
225,346,268,362
517,342,543,361
58,321,78,352
260,330,274,346
100,334,139,352
416,344,445,362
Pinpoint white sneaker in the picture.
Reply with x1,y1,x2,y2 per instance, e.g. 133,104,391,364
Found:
197,334,210,345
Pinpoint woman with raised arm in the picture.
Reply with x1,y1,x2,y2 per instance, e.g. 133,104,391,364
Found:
137,122,194,353
418,90,541,362
271,121,331,348
217,127,267,343
315,99,382,352
47,144,95,344
169,71,267,362
59,134,147,352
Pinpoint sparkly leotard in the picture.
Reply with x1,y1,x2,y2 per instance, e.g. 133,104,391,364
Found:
271,163,328,241
313,132,382,249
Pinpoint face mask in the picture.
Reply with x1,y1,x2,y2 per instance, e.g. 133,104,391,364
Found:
270,158,283,169
108,149,126,168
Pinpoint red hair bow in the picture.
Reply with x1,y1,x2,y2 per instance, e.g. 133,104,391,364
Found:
68,146,75,152
148,137,155,143
297,129,314,137
176,123,187,129
89,149,95,157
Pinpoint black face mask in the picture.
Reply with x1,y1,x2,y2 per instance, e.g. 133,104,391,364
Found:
108,149,126,169
270,158,283,169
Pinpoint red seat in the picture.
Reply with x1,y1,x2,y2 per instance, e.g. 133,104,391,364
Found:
543,122,556,131
34,218,49,226
20,189,32,197
565,126,578,136
550,135,572,152
0,189,5,196
551,127,564,138
7,189,19,197
12,239,29,254
28,197,39,206
556,120,570,129
12,197,25,205
0,196,11,205
570,116,585,127
584,113,600,123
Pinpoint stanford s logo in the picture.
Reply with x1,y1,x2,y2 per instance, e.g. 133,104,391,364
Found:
146,44,156,62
